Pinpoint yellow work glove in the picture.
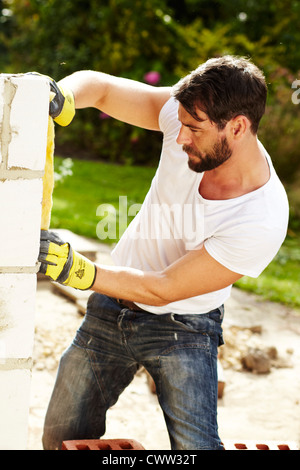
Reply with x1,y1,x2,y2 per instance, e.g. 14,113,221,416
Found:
26,72,75,126
49,79,76,127
38,230,96,290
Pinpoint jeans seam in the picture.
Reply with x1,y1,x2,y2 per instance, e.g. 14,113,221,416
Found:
83,347,110,406
161,342,210,355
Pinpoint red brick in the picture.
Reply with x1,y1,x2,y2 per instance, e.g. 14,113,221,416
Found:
222,440,298,450
61,438,145,450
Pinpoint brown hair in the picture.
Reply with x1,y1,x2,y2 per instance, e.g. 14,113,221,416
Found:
172,55,267,134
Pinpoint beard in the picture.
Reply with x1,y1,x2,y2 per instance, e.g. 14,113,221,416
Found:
183,137,232,173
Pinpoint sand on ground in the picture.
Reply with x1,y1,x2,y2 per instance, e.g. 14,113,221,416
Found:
27,240,300,450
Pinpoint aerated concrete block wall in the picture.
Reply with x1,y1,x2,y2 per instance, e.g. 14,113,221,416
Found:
0,74,49,449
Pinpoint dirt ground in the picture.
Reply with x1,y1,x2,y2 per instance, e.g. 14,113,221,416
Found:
27,241,300,451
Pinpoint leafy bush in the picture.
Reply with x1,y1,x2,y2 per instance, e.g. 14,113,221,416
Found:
2,0,300,187
259,67,300,183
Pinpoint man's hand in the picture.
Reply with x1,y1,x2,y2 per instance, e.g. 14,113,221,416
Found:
38,230,96,290
27,72,75,126
49,79,75,127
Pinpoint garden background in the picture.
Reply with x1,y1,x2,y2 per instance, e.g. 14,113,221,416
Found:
1,0,299,307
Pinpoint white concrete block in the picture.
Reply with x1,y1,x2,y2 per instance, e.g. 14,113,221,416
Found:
0,369,31,449
0,80,4,166
0,273,36,359
7,75,49,171
0,179,43,266
0,73,49,452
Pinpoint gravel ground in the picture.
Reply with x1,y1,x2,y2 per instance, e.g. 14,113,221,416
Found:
27,241,300,450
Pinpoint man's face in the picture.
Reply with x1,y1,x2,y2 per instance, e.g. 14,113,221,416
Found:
177,104,232,173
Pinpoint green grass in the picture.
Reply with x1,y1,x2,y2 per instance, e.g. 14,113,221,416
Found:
235,237,300,309
51,156,156,240
52,156,300,310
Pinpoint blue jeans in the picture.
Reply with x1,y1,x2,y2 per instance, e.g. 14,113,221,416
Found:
42,293,224,450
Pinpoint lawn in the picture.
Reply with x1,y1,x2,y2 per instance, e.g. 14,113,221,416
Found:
235,237,300,308
52,156,156,241
51,156,300,310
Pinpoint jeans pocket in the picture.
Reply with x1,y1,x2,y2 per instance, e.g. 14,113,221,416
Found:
170,312,224,349
170,313,210,334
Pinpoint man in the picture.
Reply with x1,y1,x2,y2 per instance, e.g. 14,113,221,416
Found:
39,56,289,450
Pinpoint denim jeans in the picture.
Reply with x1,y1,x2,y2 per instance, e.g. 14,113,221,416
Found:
42,293,224,450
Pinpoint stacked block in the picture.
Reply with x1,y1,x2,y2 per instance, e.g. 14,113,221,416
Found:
0,74,49,449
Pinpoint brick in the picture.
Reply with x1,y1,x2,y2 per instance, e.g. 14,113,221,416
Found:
0,369,31,450
0,179,43,266
7,75,49,171
62,439,145,450
0,73,49,451
222,439,298,450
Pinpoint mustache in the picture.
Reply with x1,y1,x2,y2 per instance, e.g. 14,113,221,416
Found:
182,145,201,157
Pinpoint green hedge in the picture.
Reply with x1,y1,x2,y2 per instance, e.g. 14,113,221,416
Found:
1,0,300,186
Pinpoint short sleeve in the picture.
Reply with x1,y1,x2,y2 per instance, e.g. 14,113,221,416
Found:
204,218,288,278
158,98,180,141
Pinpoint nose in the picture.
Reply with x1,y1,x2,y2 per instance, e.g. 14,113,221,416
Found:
176,125,192,146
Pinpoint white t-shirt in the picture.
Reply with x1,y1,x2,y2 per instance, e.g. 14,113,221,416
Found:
111,98,289,314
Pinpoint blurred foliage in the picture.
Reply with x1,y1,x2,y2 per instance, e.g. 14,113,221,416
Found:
3,0,196,165
168,0,300,72
166,0,300,95
1,0,300,190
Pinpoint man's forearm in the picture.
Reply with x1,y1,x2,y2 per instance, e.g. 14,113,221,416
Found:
91,246,242,307
91,264,170,306
58,71,109,110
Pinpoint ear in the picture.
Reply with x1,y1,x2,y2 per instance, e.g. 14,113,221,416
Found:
228,115,249,140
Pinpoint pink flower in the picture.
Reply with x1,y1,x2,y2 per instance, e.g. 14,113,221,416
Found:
144,71,161,85
99,112,111,120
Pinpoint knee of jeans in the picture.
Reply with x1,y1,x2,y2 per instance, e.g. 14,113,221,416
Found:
42,427,62,451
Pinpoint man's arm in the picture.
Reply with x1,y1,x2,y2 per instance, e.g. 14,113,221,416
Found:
58,71,172,131
91,245,243,306
39,231,242,304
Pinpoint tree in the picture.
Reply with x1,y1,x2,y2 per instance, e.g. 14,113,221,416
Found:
168,0,300,73
6,0,197,164
3,0,300,179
